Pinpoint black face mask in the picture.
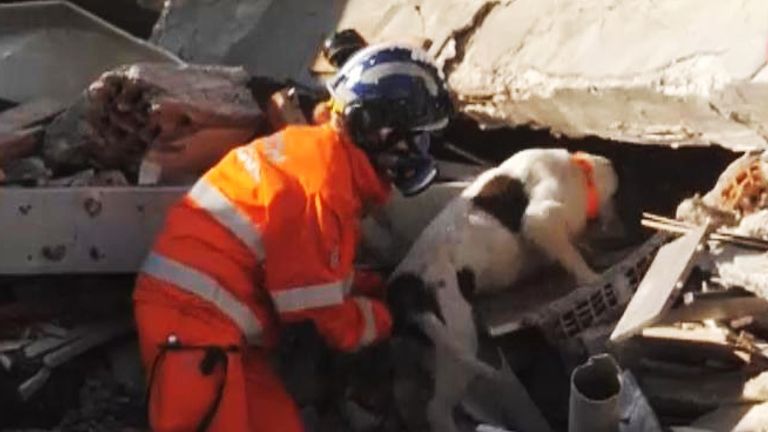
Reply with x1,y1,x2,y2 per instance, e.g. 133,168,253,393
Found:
373,131,438,197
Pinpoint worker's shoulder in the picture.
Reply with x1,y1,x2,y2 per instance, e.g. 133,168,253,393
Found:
281,123,336,141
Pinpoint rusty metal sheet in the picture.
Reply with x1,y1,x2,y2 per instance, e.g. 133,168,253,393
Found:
610,225,709,343
0,186,185,274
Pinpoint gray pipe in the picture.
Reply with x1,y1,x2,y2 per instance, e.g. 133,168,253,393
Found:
569,354,622,432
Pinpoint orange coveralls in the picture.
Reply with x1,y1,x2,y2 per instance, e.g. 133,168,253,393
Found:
134,124,393,431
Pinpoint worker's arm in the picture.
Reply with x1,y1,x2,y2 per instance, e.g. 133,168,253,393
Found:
270,275,392,352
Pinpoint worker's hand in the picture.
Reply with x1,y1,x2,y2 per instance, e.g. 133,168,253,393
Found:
358,297,392,346
351,269,387,299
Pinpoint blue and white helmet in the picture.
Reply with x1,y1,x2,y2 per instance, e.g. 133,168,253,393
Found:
328,43,453,135
327,43,454,196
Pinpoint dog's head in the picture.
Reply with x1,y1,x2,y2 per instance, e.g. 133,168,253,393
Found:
576,152,631,248
578,152,619,211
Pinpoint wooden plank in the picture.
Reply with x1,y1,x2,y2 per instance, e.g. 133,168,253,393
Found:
0,98,64,132
610,225,709,343
659,295,768,325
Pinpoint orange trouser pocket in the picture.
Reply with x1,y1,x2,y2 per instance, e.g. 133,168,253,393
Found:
147,338,238,432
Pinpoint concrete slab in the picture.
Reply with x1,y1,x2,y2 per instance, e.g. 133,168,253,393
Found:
154,0,768,150
0,1,181,105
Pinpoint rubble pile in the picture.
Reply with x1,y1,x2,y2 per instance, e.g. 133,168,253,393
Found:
583,151,768,429
4,1,768,432
41,63,264,185
145,0,768,151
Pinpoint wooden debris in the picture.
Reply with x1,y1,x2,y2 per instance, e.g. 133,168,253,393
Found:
43,63,263,179
658,293,768,326
610,225,708,343
642,212,768,251
636,325,768,368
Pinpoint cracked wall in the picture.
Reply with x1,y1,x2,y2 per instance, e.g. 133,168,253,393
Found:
152,0,768,150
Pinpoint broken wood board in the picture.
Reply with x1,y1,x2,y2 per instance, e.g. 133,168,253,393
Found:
610,225,709,343
658,294,768,325
0,98,63,133
634,325,768,368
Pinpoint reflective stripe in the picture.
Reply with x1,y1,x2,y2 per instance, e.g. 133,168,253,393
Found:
262,133,286,164
271,276,353,313
354,297,377,348
235,147,261,182
188,179,265,261
142,252,263,345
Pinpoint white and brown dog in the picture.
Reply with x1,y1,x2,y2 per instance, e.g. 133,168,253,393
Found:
387,148,618,432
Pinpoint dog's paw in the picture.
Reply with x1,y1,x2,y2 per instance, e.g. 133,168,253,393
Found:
576,269,602,285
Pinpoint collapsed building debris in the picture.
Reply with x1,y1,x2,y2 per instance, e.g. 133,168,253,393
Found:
593,150,768,428
43,63,264,183
0,1,180,105
4,1,768,431
147,0,768,150
150,0,346,84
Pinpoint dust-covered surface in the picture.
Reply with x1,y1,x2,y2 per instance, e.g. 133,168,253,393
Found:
341,0,768,150
160,0,768,150
0,2,179,105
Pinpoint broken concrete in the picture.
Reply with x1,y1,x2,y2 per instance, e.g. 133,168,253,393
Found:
0,1,180,105
439,0,768,150
151,0,346,84
153,0,768,150
43,63,262,178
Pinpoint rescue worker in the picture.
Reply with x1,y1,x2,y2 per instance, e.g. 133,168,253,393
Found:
133,42,453,432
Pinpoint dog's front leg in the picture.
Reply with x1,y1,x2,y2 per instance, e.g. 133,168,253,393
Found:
522,199,600,284
428,343,474,432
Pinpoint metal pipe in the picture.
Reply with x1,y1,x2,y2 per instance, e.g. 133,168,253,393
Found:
569,354,622,432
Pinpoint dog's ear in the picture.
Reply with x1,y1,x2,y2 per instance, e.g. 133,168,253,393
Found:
470,175,529,233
